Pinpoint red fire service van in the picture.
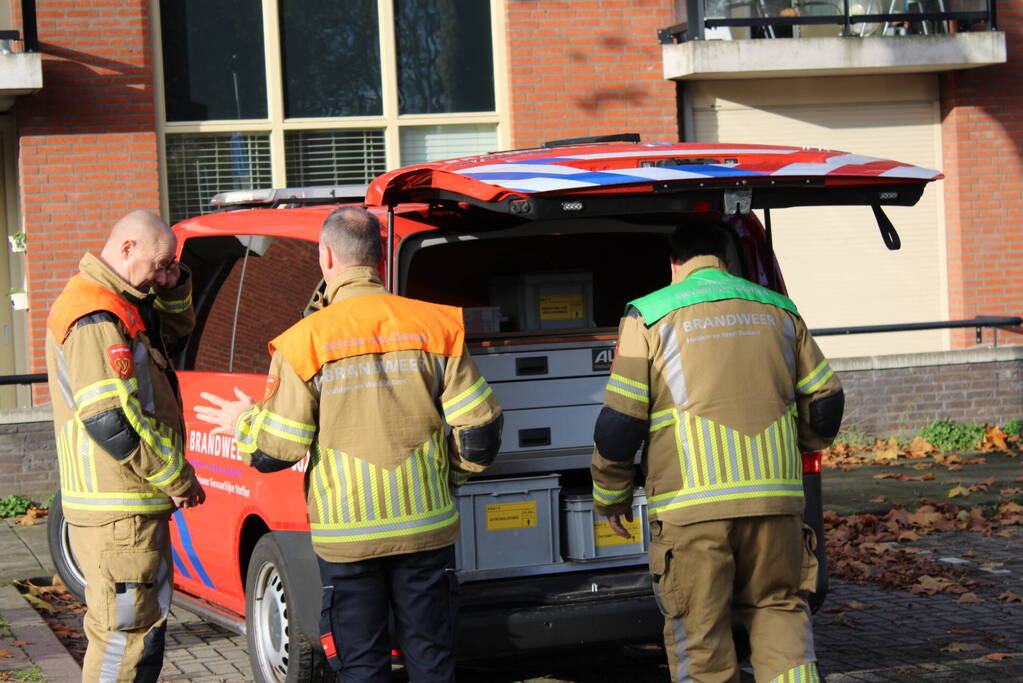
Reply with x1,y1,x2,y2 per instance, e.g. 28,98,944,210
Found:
49,136,941,682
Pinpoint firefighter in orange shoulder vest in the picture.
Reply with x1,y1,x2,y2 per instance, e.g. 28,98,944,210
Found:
591,222,843,683
45,210,206,682
195,206,503,682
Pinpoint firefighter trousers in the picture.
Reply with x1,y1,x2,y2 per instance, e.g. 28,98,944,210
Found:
69,514,173,683
318,544,458,683
649,514,820,683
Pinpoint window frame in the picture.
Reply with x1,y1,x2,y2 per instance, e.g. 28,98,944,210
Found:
151,0,510,221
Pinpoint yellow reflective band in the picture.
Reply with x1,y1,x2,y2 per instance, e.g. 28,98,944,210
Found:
444,377,493,421
648,478,803,514
797,360,833,395
593,482,632,505
310,502,459,544
261,411,316,445
450,469,471,487
607,384,648,403
155,292,192,314
74,378,121,408
769,662,820,683
649,409,676,433
609,373,648,391
309,447,328,524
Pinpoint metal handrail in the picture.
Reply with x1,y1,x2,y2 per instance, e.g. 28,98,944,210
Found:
659,0,997,43
2,0,38,53
1,317,1018,387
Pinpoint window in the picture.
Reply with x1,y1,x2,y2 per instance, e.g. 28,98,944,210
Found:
181,235,322,374
157,0,507,224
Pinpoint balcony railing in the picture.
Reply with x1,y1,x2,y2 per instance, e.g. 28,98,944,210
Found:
660,0,996,42
0,0,38,53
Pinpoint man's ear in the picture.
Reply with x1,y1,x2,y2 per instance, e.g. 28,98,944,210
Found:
120,239,135,260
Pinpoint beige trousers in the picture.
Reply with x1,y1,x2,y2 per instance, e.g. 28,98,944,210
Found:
649,514,820,683
69,515,172,683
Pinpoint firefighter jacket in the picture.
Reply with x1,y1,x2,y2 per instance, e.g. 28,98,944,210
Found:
235,266,504,563
590,256,844,526
45,253,198,525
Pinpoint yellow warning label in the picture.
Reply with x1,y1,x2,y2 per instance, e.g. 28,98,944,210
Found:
539,294,584,321
594,517,642,547
486,501,538,531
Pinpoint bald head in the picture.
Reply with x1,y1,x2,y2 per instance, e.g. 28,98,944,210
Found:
100,210,178,291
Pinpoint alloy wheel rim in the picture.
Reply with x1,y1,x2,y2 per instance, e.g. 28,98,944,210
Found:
252,560,290,682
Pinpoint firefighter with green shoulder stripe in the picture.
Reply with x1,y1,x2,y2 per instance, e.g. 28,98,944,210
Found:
45,210,205,682
196,207,502,682
590,222,843,683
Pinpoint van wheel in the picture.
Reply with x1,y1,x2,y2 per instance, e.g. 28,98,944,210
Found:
245,534,331,683
46,491,86,602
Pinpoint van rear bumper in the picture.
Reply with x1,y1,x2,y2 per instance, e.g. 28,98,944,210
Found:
457,593,662,657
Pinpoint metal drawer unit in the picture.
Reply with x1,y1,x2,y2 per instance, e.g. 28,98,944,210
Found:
471,340,616,470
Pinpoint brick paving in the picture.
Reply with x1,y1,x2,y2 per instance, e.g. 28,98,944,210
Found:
4,518,1023,681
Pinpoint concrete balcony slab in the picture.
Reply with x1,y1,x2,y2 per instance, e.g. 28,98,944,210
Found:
663,32,1006,80
0,51,42,111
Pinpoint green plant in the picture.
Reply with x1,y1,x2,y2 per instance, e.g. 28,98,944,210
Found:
1003,419,1023,437
833,427,873,447
2,666,46,682
0,493,36,518
918,419,985,452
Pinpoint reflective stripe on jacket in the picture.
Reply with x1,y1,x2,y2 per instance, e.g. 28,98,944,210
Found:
45,253,197,524
591,256,842,526
236,266,502,562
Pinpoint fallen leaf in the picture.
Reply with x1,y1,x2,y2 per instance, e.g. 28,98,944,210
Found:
980,561,1004,568
0,650,12,658
983,653,1015,661
9,641,29,647
869,496,887,503
874,473,898,480
1001,488,1023,495
996,590,1023,603
912,463,934,470
898,530,921,542
846,600,873,610
22,593,55,612
947,629,973,635
947,486,971,499
961,550,976,558
940,641,984,652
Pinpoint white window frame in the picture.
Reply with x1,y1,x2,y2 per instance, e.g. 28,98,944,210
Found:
150,0,509,219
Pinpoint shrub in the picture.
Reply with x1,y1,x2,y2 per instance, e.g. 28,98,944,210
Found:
1003,419,1023,437
0,494,36,518
918,419,985,452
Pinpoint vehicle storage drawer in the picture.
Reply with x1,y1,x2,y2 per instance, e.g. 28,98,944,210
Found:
490,376,606,410
472,345,616,382
500,405,601,452
455,475,562,574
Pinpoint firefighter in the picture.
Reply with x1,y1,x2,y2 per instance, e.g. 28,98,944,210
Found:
590,221,843,683
195,206,503,682
45,210,206,682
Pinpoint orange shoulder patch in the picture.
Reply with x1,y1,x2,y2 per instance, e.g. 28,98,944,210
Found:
106,344,134,379
261,375,280,404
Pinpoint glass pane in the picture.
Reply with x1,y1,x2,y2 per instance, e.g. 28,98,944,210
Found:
160,0,267,121
285,129,387,187
279,0,382,117
165,132,272,224
395,0,494,114
399,124,498,166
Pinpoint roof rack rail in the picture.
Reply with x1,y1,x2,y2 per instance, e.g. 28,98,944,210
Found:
209,184,368,210
542,133,641,148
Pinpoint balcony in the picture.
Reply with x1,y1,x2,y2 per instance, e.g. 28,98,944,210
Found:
660,0,1006,80
0,0,41,111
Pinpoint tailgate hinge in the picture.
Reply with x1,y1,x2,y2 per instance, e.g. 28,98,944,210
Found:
723,187,752,215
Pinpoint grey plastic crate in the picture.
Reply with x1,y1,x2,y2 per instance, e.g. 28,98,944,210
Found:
454,474,562,572
561,489,649,561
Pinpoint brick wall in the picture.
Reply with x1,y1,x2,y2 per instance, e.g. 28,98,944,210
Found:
939,6,1023,347
504,0,679,148
0,413,56,501
14,0,161,400
835,348,1023,438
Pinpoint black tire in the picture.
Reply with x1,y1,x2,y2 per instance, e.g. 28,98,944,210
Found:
46,490,87,602
245,533,332,683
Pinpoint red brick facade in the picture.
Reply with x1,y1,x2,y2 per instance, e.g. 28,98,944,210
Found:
940,3,1023,347
505,0,679,148
15,0,160,395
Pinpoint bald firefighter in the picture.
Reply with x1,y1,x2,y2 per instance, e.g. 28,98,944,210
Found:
591,222,843,683
46,210,205,682
196,206,503,682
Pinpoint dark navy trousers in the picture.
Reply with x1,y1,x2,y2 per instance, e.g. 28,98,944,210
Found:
318,545,458,683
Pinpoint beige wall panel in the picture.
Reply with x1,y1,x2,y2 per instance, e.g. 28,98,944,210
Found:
692,77,946,359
